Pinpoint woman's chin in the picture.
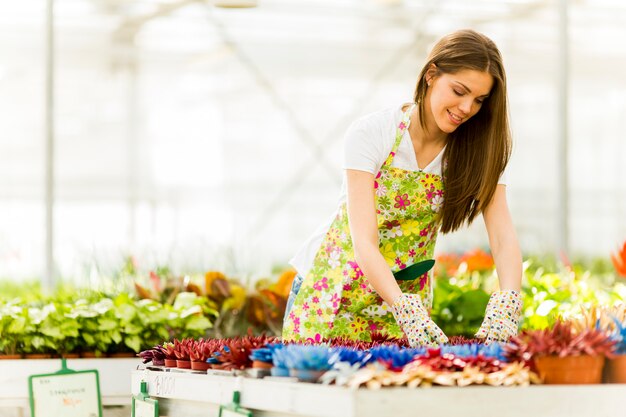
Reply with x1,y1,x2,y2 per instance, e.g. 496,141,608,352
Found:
438,123,459,134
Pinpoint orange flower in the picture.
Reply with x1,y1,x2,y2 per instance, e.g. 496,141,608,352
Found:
460,249,494,272
272,269,297,299
435,253,461,276
611,241,626,278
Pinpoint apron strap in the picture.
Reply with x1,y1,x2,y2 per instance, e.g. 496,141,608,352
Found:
381,103,415,169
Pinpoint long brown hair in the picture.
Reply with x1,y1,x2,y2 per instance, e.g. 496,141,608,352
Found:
413,29,511,233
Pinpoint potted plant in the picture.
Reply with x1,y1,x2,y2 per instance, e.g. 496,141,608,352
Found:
249,346,273,369
282,344,333,383
138,345,167,367
0,302,25,359
173,339,192,368
162,342,177,367
189,339,213,371
74,298,115,357
605,317,626,383
570,304,626,383
21,304,57,359
506,320,616,384
214,333,277,371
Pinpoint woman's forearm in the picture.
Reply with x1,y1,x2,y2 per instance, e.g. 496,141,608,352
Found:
354,242,403,306
490,235,522,292
483,185,522,292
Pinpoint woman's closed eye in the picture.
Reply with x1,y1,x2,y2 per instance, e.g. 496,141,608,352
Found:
453,88,484,104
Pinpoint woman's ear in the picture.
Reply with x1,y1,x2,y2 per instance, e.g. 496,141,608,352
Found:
425,63,438,85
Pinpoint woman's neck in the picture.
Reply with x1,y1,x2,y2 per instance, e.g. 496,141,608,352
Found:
409,105,448,148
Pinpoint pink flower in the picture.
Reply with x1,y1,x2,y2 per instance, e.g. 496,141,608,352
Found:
312,296,320,303
343,283,351,291
303,302,309,310
317,308,323,315
420,228,428,237
293,317,300,326
347,261,364,280
408,249,416,257
306,333,323,344
394,193,411,210
419,273,428,291
313,277,329,291
368,321,380,331
330,293,340,308
399,122,406,130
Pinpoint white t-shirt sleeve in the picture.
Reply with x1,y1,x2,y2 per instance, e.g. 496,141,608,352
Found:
342,117,387,175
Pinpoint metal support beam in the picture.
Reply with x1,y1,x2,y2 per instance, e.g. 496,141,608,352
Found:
558,0,570,257
44,0,55,288
219,2,440,239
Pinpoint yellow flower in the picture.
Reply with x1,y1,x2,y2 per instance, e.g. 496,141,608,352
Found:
349,316,368,334
327,228,340,242
401,219,421,236
381,243,397,266
420,173,441,189
326,268,344,284
222,285,246,311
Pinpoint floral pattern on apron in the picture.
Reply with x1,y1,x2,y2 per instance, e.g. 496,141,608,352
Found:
282,104,444,342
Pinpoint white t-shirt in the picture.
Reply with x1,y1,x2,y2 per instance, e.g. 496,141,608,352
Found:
289,104,507,278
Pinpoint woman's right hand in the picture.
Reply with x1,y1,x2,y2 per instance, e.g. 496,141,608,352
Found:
391,293,448,347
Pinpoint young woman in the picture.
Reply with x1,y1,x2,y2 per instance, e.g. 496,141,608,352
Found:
282,29,522,347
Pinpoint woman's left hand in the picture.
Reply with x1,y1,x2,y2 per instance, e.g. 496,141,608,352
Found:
475,290,522,344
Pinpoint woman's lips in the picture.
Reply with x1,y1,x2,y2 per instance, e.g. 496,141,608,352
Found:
447,109,463,125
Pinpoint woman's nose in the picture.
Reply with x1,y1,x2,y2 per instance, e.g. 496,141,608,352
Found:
458,98,473,115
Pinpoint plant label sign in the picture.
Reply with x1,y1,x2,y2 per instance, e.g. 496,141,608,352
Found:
220,409,252,417
132,381,158,417
28,362,102,417
219,391,252,417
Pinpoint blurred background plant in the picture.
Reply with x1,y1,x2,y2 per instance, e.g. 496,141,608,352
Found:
430,242,626,337
2,242,625,354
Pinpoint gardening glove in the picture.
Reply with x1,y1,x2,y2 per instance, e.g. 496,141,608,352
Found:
391,293,449,347
475,290,523,344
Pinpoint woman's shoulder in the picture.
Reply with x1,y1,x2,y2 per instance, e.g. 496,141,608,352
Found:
350,104,404,132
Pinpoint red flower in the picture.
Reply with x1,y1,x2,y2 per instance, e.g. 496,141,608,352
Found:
394,193,411,210
383,220,401,229
611,241,626,278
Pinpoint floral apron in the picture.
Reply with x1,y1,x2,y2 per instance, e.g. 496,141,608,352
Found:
282,104,444,342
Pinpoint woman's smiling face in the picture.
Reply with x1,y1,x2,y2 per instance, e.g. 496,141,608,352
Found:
426,69,494,134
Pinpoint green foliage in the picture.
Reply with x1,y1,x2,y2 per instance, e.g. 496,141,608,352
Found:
0,289,217,356
520,260,625,330
431,273,491,337
430,254,626,337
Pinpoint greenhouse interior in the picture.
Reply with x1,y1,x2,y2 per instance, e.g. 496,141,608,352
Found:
1,0,626,416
